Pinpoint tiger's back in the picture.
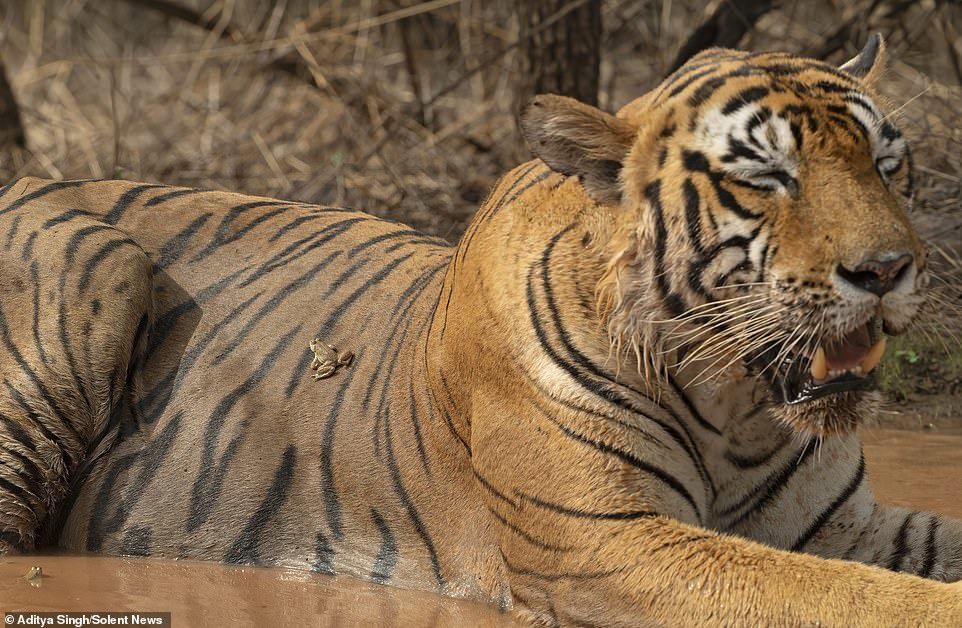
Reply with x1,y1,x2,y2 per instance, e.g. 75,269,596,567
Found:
0,177,502,600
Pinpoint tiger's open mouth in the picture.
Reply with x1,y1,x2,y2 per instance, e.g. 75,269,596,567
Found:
766,317,888,404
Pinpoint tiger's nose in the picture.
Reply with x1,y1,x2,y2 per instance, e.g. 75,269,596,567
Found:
835,253,914,297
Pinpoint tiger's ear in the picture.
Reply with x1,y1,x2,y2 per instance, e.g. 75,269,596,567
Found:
839,33,887,85
520,95,637,205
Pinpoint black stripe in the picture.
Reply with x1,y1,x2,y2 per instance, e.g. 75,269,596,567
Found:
0,310,81,460
286,252,415,397
408,379,431,476
145,188,204,207
683,178,706,255
225,445,298,565
188,201,292,262
722,136,764,163
383,408,444,587
517,492,658,520
724,433,790,470
710,175,761,220
518,366,670,448
103,184,166,224
828,112,865,143
664,67,716,99
86,412,184,551
29,261,49,365
153,213,212,270
370,509,398,584
0,180,88,218
136,291,262,422
78,237,138,294
320,352,364,540
535,407,701,519
539,231,654,409
646,181,687,317
4,381,67,462
186,326,300,532
267,208,354,243
146,265,251,356
744,107,773,145
4,214,22,250
59,225,122,416
488,507,574,552
0,411,37,448
120,527,152,557
457,163,540,265
312,532,335,574
918,516,940,578
347,229,435,257
238,217,367,288
721,86,770,115
473,468,518,508
0,446,46,502
888,511,917,572
723,442,818,523
85,452,139,551
790,454,866,551
211,252,343,365
536,230,715,488
667,375,721,436
21,231,37,260
0,474,35,511
843,502,878,560
688,75,728,106
366,264,447,449
812,80,853,94
431,374,471,455
526,233,711,491
42,208,95,230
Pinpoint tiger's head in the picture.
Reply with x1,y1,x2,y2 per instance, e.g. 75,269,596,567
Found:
520,35,924,438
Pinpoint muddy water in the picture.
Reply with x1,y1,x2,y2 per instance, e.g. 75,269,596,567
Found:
0,555,514,627
863,427,962,518
1,428,959,626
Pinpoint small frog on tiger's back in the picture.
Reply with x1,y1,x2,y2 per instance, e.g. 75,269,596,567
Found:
309,338,354,381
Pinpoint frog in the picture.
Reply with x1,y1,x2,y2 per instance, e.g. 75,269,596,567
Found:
308,338,354,381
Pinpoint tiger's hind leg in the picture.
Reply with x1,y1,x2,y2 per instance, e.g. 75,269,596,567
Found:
0,197,152,553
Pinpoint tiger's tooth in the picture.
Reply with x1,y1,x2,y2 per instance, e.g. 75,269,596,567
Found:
860,337,887,375
811,346,828,381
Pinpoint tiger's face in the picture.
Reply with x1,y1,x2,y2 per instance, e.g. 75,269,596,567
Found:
521,36,924,437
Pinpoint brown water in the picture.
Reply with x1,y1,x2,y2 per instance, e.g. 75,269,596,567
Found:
0,555,514,627
862,427,962,518
2,428,959,627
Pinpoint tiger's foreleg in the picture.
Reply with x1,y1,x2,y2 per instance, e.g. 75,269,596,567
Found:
473,401,962,626
501,514,962,627
0,207,153,554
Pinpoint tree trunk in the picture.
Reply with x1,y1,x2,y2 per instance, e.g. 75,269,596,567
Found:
518,0,602,107
667,0,776,75
0,59,25,149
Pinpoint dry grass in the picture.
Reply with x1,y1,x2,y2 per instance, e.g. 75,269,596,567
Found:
0,0,960,403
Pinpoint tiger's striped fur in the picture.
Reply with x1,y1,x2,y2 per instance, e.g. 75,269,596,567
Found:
1,37,961,625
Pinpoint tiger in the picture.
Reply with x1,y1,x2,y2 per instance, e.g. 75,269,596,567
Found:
0,33,960,626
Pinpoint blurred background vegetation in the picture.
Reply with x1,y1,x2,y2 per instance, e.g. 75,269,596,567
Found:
0,0,959,422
